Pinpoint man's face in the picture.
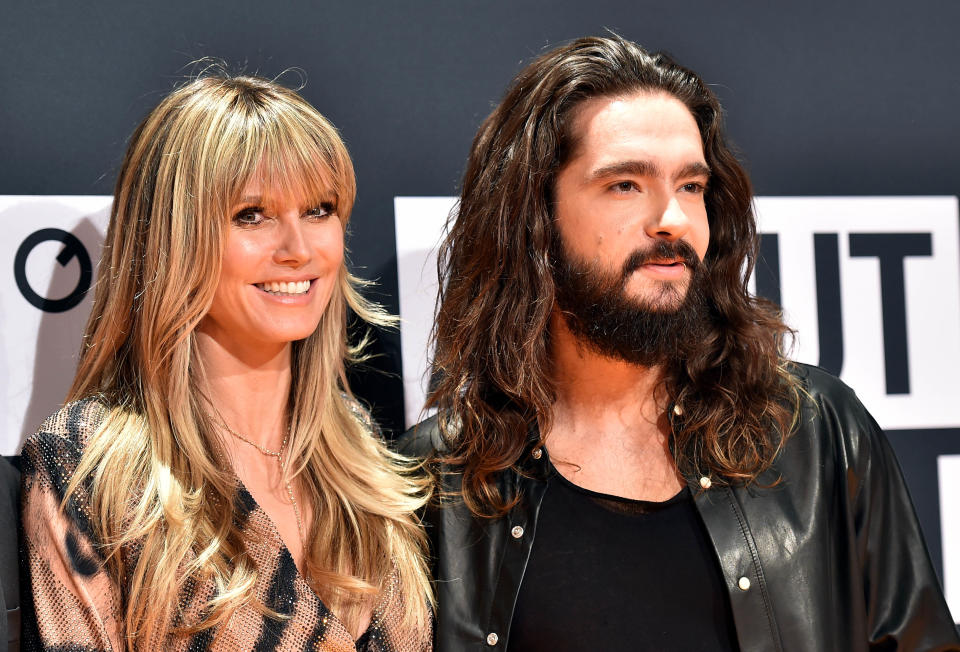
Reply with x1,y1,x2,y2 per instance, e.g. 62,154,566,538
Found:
553,90,710,306
551,91,712,364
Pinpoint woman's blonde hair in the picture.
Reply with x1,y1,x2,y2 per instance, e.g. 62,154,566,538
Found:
65,73,432,646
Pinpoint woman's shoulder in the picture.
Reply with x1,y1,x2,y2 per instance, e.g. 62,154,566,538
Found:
340,392,382,437
20,398,108,477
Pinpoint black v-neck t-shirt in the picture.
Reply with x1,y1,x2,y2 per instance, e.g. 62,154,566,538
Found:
509,462,740,651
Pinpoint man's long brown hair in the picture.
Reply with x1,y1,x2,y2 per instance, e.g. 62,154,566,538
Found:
427,35,799,516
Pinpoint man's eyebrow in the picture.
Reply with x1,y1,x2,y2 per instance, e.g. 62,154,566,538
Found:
677,162,712,179
589,160,661,181
588,160,712,182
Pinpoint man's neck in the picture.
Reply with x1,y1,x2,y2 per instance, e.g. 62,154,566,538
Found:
549,311,668,423
544,312,684,501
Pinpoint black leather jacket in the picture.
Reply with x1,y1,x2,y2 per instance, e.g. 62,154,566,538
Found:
400,364,960,651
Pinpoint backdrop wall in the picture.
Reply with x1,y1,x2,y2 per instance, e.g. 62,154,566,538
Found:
3,0,958,623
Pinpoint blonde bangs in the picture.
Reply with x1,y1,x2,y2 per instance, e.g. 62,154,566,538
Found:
210,92,356,228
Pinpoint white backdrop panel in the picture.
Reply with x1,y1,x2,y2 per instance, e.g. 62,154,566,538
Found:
753,196,960,430
939,455,960,625
394,197,451,428
1,196,110,454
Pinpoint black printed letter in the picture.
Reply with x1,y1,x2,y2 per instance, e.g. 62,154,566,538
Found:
848,232,932,395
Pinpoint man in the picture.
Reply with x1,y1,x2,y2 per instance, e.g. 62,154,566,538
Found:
401,35,959,651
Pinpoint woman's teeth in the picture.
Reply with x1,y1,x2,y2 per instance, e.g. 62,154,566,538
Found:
257,280,311,295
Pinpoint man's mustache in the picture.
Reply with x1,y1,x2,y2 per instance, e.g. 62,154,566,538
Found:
621,240,701,280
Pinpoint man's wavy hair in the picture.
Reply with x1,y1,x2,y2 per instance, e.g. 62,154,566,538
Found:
427,35,800,516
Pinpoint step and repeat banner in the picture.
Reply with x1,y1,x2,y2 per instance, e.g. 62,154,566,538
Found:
4,0,959,629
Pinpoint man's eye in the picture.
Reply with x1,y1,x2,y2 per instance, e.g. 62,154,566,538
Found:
680,182,707,194
611,181,636,193
232,207,264,226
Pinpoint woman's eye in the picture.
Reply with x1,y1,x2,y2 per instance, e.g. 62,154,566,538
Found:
232,207,264,226
306,202,335,220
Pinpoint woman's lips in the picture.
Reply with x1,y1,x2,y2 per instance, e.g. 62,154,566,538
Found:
255,279,313,295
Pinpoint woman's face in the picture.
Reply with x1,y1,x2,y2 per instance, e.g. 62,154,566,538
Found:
198,176,345,354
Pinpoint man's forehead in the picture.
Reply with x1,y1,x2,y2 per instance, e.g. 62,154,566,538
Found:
565,90,706,172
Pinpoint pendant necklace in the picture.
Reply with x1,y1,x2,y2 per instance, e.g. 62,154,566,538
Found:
215,415,306,549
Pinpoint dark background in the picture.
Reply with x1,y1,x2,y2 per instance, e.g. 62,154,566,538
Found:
3,0,958,586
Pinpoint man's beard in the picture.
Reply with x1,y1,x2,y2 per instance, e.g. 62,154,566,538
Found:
551,234,710,367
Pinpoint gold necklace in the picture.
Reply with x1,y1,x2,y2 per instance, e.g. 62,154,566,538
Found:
215,415,306,549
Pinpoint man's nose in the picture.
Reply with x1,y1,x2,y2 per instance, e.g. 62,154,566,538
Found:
645,196,690,242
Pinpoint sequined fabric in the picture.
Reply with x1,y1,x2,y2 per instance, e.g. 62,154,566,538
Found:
20,399,431,652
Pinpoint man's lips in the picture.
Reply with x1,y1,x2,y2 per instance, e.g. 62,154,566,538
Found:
643,258,685,267
622,241,700,279
635,258,688,280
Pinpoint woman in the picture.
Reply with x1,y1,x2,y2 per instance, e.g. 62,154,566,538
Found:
20,74,433,651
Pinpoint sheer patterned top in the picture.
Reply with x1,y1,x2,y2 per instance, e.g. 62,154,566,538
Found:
20,398,430,652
